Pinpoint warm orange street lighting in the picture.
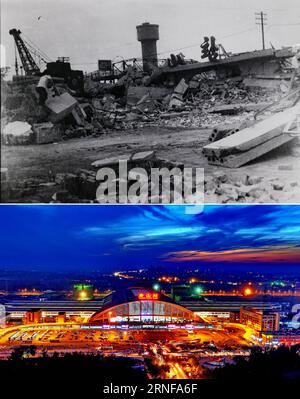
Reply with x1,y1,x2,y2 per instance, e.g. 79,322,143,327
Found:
243,287,254,296
79,290,87,299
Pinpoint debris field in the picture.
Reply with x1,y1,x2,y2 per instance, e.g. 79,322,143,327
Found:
1,46,300,203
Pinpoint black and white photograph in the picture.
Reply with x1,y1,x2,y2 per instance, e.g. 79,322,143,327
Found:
1,0,300,204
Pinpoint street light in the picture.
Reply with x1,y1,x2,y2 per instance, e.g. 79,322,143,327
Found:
243,286,254,296
79,290,87,300
153,283,160,291
194,286,204,296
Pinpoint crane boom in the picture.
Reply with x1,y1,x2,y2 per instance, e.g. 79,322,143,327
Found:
9,28,40,76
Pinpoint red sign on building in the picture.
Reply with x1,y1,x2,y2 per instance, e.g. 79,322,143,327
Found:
138,293,159,300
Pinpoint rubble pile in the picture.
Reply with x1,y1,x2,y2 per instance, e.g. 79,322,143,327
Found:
52,151,185,203
205,170,300,203
100,72,277,130
1,67,278,147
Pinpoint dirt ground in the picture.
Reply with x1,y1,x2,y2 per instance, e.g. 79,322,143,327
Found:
2,124,300,203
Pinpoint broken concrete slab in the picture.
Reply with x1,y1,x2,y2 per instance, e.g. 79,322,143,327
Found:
174,78,189,96
203,103,300,158
45,92,78,123
131,151,156,162
2,121,33,145
91,151,156,170
33,122,61,144
91,154,132,169
206,134,296,168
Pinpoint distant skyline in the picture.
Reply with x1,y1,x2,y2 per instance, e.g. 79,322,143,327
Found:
0,205,300,273
1,0,300,74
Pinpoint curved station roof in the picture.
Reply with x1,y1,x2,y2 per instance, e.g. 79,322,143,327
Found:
89,287,198,324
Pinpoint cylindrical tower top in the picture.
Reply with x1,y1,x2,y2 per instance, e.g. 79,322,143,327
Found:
136,22,159,42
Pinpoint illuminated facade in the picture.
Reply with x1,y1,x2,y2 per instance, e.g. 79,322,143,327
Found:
89,288,197,324
240,307,280,332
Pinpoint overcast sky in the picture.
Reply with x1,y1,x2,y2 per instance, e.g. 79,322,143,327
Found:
0,205,300,272
1,0,300,73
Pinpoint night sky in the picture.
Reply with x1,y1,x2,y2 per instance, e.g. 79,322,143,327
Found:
0,205,300,273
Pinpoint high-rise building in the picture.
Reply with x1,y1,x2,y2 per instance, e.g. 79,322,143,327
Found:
240,307,280,332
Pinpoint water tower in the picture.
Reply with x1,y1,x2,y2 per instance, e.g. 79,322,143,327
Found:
136,22,159,72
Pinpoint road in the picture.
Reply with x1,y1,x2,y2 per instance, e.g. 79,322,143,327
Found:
2,123,300,203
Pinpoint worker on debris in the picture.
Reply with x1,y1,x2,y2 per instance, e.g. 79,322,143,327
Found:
209,36,219,62
200,37,210,59
176,53,186,65
36,73,58,105
170,53,178,67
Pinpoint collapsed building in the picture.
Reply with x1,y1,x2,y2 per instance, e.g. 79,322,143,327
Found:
1,23,300,203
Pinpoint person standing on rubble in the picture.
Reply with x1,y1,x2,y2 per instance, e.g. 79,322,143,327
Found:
209,36,219,62
200,37,210,59
36,73,58,106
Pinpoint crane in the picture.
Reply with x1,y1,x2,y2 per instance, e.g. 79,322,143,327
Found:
9,28,42,76
9,27,84,94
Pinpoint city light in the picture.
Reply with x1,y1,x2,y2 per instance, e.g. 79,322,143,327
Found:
79,291,87,300
153,283,160,291
243,286,254,296
193,286,204,296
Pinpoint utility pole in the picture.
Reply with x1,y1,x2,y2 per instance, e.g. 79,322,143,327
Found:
255,11,267,50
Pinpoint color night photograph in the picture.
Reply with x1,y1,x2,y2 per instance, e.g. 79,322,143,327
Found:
0,205,299,391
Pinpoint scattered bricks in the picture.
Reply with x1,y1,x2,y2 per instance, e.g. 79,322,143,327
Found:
215,184,238,200
272,181,285,190
45,92,78,123
290,181,298,188
242,175,263,186
33,122,61,144
278,164,293,171
212,172,228,184
247,176,264,185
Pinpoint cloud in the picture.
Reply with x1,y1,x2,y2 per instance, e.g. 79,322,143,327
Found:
164,245,300,263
